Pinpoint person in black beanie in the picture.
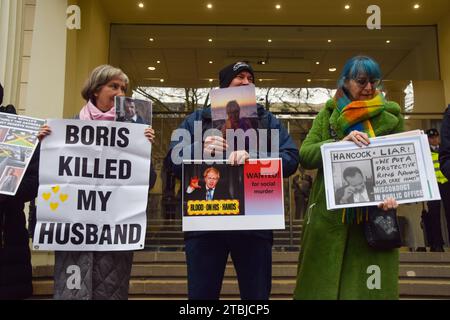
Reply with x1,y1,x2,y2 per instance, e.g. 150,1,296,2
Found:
0,88,40,299
166,61,299,300
219,61,255,88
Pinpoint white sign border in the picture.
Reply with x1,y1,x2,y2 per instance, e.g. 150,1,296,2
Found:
182,158,285,232
321,134,441,211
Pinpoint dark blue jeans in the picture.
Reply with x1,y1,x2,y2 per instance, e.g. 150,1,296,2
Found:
185,232,272,300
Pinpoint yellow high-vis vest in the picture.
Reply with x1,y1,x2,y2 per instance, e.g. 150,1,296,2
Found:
432,150,448,184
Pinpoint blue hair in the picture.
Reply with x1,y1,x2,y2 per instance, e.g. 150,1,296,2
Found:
337,56,382,89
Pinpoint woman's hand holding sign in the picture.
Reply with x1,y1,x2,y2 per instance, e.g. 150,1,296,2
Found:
38,124,52,141
144,126,155,144
378,197,398,211
343,130,370,147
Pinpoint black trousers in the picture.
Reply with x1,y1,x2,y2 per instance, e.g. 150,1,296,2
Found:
185,232,272,300
425,182,450,247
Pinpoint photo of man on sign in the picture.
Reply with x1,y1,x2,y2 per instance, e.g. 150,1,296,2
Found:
186,167,231,201
335,165,375,204
183,163,244,217
115,96,152,125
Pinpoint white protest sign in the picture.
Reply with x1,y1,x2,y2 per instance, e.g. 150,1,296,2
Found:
321,131,440,210
33,119,151,251
182,158,285,231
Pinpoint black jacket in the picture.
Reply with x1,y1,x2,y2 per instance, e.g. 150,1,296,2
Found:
0,145,40,300
440,105,450,180
166,104,300,241
167,104,299,178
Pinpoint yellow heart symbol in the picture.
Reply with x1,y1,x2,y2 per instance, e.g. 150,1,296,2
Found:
50,203,59,211
52,186,60,194
60,194,69,203
42,193,51,201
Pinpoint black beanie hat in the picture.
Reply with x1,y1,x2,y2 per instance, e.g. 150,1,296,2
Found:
0,82,3,105
219,61,255,88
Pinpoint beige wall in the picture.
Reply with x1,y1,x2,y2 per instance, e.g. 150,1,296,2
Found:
413,80,447,115
64,0,111,118
384,79,446,118
0,0,32,112
26,0,68,119
439,9,450,106
388,27,440,81
18,0,36,114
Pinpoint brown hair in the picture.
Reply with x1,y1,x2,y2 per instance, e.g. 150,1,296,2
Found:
226,100,240,114
81,65,129,103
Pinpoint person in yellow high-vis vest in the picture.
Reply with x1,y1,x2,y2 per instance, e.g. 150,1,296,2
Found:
423,128,450,252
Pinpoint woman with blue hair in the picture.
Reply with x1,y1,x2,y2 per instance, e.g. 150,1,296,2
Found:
293,56,403,299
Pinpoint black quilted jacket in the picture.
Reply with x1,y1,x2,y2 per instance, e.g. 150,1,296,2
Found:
0,146,39,299
53,165,157,300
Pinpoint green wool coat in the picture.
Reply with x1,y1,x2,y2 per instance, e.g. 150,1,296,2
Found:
293,98,404,300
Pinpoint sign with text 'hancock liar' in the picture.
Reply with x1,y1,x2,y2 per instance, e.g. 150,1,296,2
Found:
33,119,152,251
182,158,285,231
321,131,440,211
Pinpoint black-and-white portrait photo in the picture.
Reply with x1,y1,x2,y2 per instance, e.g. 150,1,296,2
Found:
333,161,375,204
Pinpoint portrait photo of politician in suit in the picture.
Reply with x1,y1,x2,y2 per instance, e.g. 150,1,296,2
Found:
115,97,152,125
334,163,375,205
124,100,145,124
183,164,245,216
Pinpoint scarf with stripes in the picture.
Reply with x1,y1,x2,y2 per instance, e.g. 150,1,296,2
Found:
335,89,386,139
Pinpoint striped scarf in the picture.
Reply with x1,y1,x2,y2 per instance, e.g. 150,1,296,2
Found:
342,207,370,225
335,89,386,224
335,89,386,138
